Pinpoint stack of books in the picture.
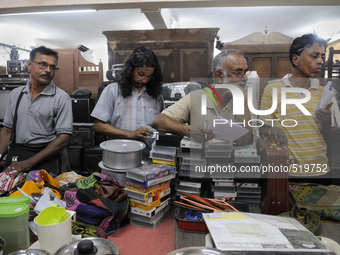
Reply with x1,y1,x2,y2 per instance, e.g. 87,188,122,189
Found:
124,164,176,229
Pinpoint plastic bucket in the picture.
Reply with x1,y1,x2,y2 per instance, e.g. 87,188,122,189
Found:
34,210,76,254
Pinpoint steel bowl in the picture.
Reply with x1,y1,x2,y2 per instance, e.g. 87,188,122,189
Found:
100,140,145,169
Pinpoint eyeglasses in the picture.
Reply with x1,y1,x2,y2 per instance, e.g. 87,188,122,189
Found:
32,61,59,71
225,70,251,78
135,70,153,81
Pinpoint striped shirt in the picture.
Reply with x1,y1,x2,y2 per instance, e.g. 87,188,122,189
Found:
259,74,329,177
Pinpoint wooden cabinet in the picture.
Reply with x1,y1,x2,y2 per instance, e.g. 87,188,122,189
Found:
102,28,219,83
53,48,103,100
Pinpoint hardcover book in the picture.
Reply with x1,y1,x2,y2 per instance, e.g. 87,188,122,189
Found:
126,164,176,182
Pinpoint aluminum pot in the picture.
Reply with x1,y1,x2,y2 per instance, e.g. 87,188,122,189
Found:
100,140,145,169
54,237,119,255
7,249,50,255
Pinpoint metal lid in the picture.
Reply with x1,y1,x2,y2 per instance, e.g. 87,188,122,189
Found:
100,140,145,153
7,249,51,255
54,237,119,255
167,246,231,255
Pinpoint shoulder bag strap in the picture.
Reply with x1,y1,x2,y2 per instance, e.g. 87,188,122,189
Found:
9,87,26,147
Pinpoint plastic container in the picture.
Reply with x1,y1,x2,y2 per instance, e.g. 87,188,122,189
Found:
130,205,170,229
234,154,261,163
182,158,207,165
205,150,232,158
0,203,30,254
149,151,176,161
205,140,233,151
0,196,30,205
34,210,76,254
152,143,177,155
35,204,66,225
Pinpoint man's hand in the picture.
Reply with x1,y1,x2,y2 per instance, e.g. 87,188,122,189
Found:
315,109,331,123
267,127,288,146
190,125,214,143
129,127,154,140
3,160,31,178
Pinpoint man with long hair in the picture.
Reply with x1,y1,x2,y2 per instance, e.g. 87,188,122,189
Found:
91,47,164,161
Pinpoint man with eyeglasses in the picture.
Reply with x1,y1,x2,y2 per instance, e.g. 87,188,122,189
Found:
0,46,73,178
91,47,164,162
152,49,254,145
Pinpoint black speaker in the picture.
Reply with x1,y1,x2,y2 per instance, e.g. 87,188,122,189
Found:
66,148,83,169
83,146,103,173
71,89,92,98
98,81,111,101
71,98,95,123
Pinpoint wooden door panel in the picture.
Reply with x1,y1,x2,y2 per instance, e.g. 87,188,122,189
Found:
152,48,175,83
180,48,209,81
53,51,76,95
277,57,293,79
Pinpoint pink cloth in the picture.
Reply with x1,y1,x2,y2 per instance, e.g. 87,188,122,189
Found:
0,171,24,191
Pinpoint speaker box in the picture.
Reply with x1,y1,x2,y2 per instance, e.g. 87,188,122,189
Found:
72,98,95,123
98,81,111,101
83,146,103,173
66,148,83,169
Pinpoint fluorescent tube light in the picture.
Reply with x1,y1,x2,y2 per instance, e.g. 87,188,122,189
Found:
1,10,96,16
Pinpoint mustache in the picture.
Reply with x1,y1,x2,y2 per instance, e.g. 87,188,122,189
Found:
39,73,52,79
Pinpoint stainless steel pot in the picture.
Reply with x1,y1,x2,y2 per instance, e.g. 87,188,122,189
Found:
54,237,119,255
7,249,50,255
100,140,145,169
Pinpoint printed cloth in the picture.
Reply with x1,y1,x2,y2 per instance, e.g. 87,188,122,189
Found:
0,171,25,191
9,169,62,198
289,183,340,221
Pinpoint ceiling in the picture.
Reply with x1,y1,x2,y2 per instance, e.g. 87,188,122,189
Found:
1,1,340,75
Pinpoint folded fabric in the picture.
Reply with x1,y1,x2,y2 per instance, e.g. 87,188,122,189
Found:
72,220,98,238
65,188,111,226
64,173,129,237
0,171,25,191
